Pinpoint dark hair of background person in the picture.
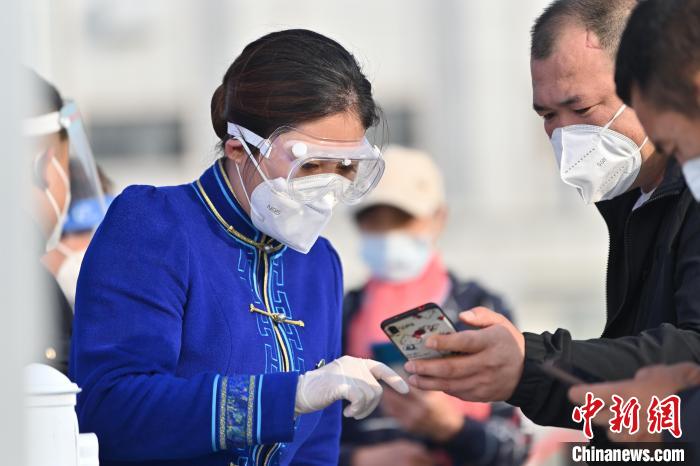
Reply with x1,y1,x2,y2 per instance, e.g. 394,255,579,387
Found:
531,0,637,60
616,0,700,118
67,162,115,200
25,67,67,140
210,29,381,152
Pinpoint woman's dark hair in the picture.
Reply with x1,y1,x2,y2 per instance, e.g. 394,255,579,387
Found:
211,29,381,148
25,67,67,140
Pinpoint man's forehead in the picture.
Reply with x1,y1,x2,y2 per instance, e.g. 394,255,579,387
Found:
531,22,614,107
532,60,577,97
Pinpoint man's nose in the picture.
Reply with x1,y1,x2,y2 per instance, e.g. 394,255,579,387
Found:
545,114,582,139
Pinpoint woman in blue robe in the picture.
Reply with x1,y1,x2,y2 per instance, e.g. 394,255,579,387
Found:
70,29,407,466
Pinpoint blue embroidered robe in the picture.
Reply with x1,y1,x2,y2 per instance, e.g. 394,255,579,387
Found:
70,160,343,465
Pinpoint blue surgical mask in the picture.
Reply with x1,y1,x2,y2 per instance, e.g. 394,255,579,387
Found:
682,157,700,202
360,232,432,282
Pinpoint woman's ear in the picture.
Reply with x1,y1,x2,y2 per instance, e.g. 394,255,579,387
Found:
224,138,247,164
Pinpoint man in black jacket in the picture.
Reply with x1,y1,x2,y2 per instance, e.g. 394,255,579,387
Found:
568,0,700,450
404,0,700,443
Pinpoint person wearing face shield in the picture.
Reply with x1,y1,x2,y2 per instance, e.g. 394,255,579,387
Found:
70,30,408,466
23,69,105,375
564,0,700,450
42,165,115,309
339,146,529,466
403,0,700,448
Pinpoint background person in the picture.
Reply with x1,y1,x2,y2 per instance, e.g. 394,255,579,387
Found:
42,165,115,308
23,68,104,374
341,146,529,466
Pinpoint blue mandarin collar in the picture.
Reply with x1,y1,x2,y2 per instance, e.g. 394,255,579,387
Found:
196,159,263,243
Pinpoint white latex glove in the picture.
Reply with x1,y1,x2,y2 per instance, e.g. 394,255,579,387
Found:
295,355,409,419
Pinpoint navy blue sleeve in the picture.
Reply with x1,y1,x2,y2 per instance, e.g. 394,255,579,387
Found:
291,402,343,465
70,186,297,462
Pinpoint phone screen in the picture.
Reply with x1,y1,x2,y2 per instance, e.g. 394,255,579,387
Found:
381,303,457,360
371,342,408,377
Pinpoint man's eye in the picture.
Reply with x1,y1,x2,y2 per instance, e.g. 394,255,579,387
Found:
574,106,594,115
543,113,555,121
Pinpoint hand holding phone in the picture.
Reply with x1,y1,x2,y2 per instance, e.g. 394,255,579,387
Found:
380,303,457,360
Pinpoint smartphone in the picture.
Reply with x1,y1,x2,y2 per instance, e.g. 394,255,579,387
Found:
380,303,457,360
371,342,408,377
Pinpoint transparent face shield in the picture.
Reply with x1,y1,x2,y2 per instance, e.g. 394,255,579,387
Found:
60,102,108,230
24,100,107,235
228,123,385,205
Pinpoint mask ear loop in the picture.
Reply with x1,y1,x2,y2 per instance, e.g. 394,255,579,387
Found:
55,241,75,257
603,104,628,130
44,155,71,235
45,184,62,222
603,104,650,152
637,136,649,153
226,124,273,222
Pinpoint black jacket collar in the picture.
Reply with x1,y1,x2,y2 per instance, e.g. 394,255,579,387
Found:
596,156,686,222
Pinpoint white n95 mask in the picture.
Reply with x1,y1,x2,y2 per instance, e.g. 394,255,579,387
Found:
682,157,700,202
551,104,648,204
238,169,342,254
360,232,432,282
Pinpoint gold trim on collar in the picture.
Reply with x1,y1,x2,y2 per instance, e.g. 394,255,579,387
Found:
195,178,284,253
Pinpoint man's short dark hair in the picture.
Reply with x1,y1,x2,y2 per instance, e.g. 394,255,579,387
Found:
531,0,637,60
616,0,700,117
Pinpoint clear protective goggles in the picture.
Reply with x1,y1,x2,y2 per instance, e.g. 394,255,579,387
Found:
24,101,108,232
227,123,385,205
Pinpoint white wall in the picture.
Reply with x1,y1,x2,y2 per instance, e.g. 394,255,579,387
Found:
2,1,38,465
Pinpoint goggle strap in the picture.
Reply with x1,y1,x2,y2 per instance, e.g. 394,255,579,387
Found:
227,123,272,156
226,124,272,186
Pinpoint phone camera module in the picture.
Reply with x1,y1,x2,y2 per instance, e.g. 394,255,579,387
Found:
388,326,399,335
